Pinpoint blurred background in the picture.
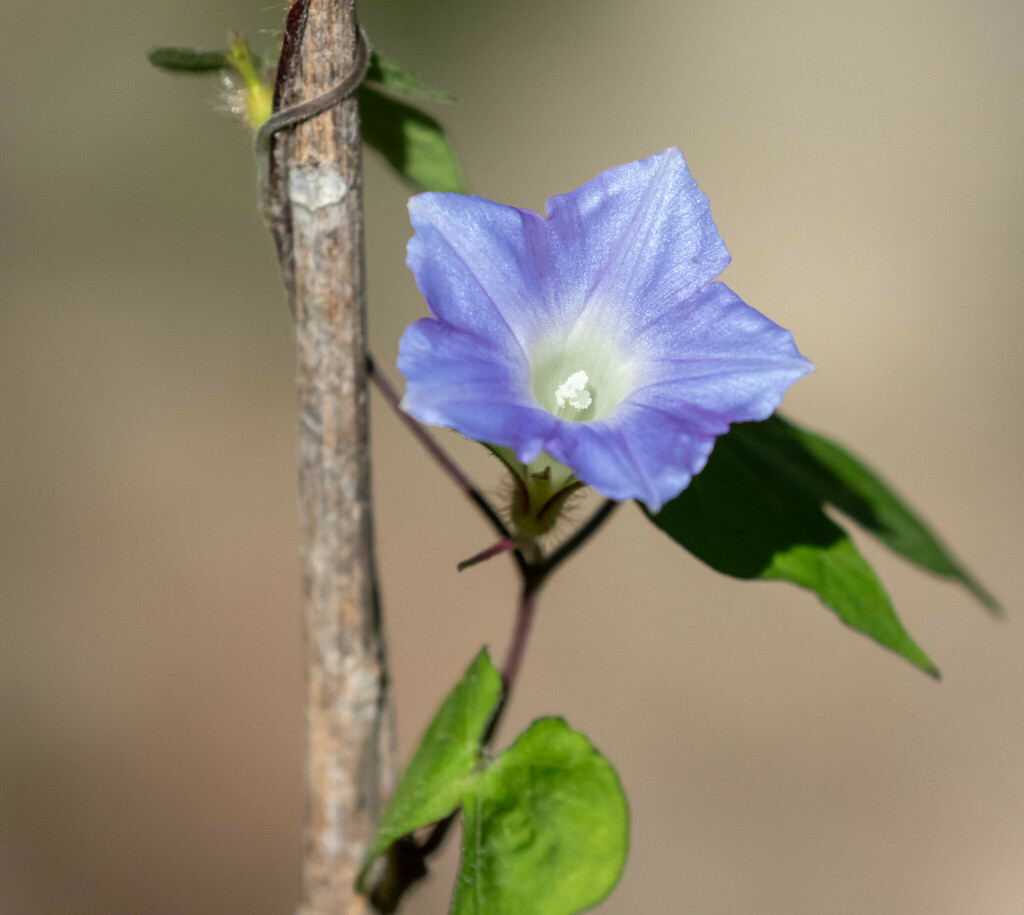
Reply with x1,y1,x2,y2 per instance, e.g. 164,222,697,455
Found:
2,0,1022,912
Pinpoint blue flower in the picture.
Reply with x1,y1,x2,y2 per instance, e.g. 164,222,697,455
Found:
398,148,812,513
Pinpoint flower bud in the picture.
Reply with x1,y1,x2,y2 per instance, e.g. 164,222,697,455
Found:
226,33,273,130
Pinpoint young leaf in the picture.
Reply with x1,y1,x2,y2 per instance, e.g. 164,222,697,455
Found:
451,718,628,915
762,415,998,611
365,51,456,104
359,85,467,193
648,420,939,676
147,47,230,73
358,648,501,887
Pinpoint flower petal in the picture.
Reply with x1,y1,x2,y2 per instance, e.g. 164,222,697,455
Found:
542,410,718,512
406,193,554,354
398,317,558,463
628,282,813,421
544,148,731,338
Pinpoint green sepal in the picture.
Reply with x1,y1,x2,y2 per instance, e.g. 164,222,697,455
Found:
486,444,580,544
647,416,942,677
365,51,456,104
359,84,467,193
147,47,230,73
451,717,629,915
357,649,501,890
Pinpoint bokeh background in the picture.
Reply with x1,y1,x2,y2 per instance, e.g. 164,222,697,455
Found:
2,0,1022,912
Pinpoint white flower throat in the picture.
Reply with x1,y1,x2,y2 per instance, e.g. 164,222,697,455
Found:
529,329,635,422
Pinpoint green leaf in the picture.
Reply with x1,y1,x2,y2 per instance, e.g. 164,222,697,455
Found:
648,419,940,676
147,47,230,73
451,718,628,915
359,84,467,193
764,415,998,611
358,649,501,888
365,51,456,104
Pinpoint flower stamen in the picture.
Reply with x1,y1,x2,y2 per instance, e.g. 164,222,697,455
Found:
554,370,592,412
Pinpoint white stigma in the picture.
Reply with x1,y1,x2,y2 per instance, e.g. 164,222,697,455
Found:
554,370,592,411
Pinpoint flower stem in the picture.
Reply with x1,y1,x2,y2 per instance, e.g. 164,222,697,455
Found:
457,539,515,572
372,575,542,912
364,362,621,913
500,578,540,696
367,355,522,570
542,498,619,574
481,574,542,745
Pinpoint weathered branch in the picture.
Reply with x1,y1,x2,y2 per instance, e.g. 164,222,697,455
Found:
266,2,394,913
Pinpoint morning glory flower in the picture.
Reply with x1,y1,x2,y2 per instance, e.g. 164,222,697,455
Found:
397,148,812,514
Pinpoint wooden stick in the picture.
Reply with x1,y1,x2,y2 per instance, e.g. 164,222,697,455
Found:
266,2,394,912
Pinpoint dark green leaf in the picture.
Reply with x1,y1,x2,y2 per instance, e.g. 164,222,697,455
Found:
451,718,628,915
365,51,456,104
358,649,501,888
648,420,939,676
147,47,229,73
359,84,467,193
764,415,998,611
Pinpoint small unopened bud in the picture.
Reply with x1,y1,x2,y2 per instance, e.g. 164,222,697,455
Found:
226,32,273,129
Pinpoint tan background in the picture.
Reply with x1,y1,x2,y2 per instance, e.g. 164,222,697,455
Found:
2,0,1022,912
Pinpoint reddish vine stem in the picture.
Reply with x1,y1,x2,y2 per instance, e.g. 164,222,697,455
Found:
371,568,610,911
367,354,618,578
366,355,523,574
542,497,620,574
366,359,619,910
501,581,539,692
457,539,515,572
482,574,542,744
371,576,541,913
